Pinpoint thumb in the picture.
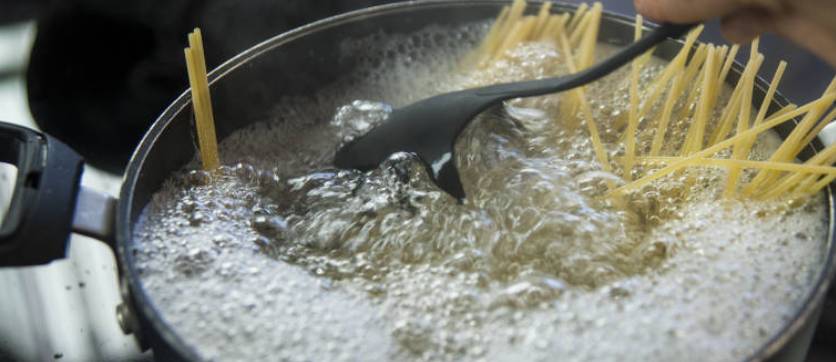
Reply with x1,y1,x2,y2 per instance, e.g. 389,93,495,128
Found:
769,14,836,67
720,10,771,44
634,0,745,23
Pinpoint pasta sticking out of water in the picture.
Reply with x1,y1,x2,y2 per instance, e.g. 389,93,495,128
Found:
184,28,220,171
134,3,834,361
476,0,836,200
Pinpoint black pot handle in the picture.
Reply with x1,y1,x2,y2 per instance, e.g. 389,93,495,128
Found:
0,121,85,266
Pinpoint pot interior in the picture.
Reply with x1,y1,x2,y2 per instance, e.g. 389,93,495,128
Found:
118,1,835,361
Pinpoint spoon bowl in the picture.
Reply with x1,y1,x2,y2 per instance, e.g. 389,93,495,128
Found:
334,22,695,200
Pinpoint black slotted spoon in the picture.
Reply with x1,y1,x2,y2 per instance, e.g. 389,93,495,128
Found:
334,22,695,201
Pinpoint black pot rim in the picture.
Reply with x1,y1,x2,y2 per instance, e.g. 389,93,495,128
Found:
114,1,836,361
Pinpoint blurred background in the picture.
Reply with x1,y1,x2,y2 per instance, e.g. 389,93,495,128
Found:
0,0,833,361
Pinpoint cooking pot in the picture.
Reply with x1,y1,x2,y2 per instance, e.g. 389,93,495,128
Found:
0,1,833,361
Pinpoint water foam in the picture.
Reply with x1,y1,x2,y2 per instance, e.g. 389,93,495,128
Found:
134,21,829,362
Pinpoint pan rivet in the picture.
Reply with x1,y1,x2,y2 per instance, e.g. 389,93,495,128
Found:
116,303,133,334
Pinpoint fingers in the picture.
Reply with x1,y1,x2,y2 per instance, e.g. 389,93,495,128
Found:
789,0,836,36
634,0,745,23
722,9,836,67
635,0,836,67
720,10,771,44
769,13,836,67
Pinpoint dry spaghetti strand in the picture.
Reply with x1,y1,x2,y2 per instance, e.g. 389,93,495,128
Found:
470,1,836,202
623,15,644,181
613,95,836,196
557,21,611,176
185,28,220,171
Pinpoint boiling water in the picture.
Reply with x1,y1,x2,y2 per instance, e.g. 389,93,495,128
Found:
134,22,829,362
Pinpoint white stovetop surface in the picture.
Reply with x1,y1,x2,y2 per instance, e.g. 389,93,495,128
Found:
0,22,149,362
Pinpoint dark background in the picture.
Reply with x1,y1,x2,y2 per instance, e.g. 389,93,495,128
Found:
3,0,834,173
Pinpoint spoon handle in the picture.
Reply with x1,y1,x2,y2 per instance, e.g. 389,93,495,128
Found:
474,22,697,99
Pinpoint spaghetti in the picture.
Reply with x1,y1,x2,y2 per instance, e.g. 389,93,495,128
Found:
184,28,220,171
474,0,836,201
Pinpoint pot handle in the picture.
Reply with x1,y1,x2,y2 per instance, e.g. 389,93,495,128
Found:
0,121,92,266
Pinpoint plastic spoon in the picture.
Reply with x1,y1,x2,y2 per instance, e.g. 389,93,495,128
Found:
334,22,695,201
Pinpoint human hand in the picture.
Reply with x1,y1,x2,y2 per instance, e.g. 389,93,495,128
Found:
634,0,836,67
